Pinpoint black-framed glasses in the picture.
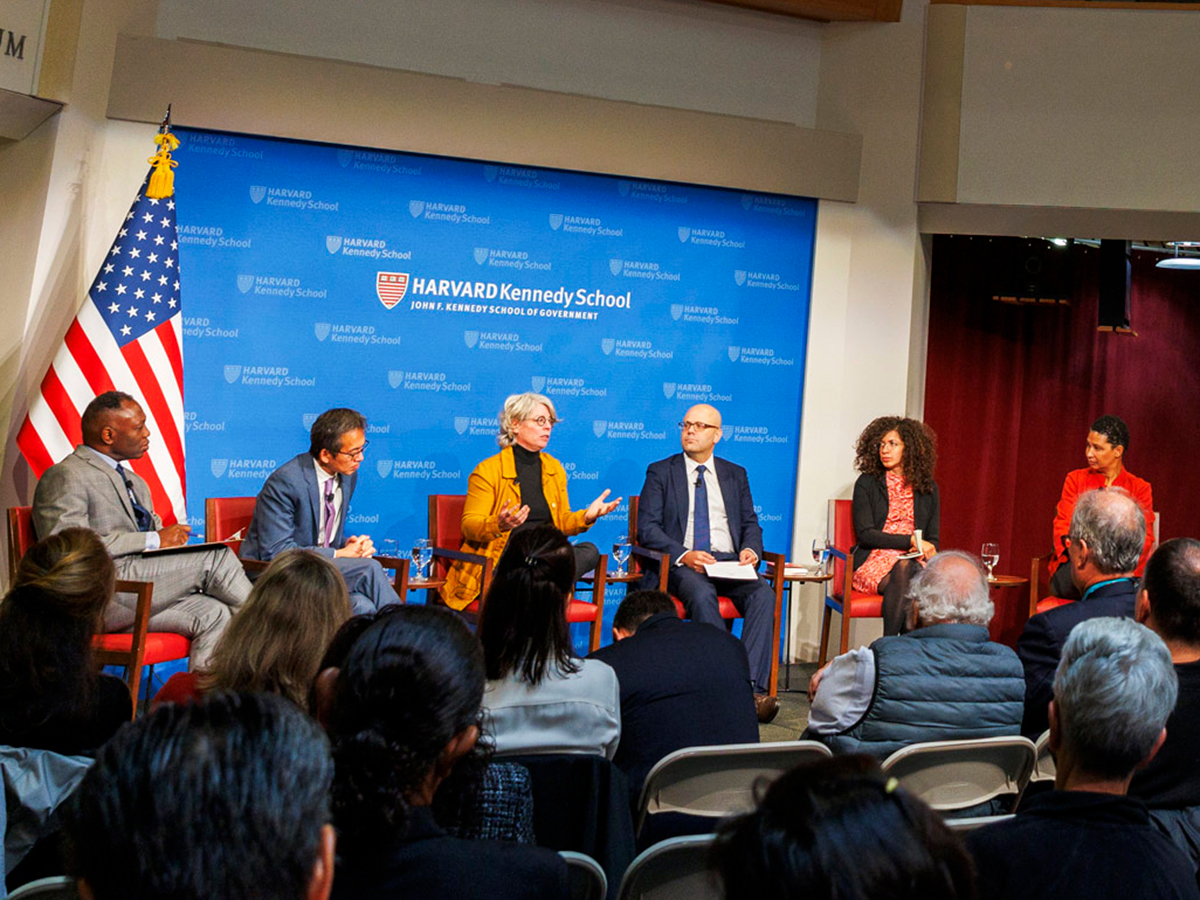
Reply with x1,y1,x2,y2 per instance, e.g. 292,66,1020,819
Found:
678,421,719,432
336,440,370,459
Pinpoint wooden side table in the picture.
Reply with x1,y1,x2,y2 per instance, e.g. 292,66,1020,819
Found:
987,574,1031,648
766,563,834,692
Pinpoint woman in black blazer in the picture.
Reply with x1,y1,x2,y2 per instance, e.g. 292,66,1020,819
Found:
851,416,940,635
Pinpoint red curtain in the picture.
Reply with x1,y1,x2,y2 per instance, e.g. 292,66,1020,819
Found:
924,235,1200,599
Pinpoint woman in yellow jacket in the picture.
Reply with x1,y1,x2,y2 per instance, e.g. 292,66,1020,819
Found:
441,392,622,611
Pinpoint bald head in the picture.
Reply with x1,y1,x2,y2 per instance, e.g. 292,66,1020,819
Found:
909,551,994,628
680,405,723,462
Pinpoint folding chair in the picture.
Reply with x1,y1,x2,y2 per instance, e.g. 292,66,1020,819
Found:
7,876,79,899
881,736,1037,814
945,814,1016,832
635,740,832,837
1031,729,1056,784
615,835,720,900
560,851,607,900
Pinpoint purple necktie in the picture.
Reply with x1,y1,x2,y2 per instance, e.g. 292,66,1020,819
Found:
322,481,337,547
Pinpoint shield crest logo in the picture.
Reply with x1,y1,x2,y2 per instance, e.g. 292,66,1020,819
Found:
463,331,479,349
670,304,683,321
678,227,691,243
531,375,546,393
483,165,499,182
728,346,741,362
236,274,254,294
303,413,319,429
376,460,393,479
609,259,623,276
337,149,354,168
210,459,228,478
376,272,409,309
454,417,470,435
249,185,266,204
734,270,746,286
617,180,630,197
662,383,676,399
387,371,404,389
548,214,563,231
223,365,241,384
601,338,615,356
326,235,342,254
409,200,425,218
592,421,607,438
741,194,754,210
314,323,331,341
473,247,489,265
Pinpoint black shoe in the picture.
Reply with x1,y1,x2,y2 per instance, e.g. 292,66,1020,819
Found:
754,693,779,724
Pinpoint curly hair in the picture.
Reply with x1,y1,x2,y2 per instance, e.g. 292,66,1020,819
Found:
853,416,938,494
327,605,493,857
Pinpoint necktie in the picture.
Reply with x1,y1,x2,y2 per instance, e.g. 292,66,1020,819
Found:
323,479,337,547
693,464,710,553
115,463,154,532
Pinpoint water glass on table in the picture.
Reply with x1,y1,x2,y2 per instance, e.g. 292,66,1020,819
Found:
981,542,1000,581
412,537,433,581
612,535,632,577
379,539,400,575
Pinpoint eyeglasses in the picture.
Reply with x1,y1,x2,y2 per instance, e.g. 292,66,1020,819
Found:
879,439,903,450
679,421,720,433
336,441,370,459
525,416,557,427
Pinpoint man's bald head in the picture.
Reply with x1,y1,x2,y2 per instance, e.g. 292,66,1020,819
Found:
80,391,150,461
908,551,994,628
680,404,722,462
685,404,721,428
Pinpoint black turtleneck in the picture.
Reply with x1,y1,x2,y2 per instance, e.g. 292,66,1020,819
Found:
512,444,552,532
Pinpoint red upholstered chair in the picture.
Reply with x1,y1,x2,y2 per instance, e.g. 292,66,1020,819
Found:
1029,553,1074,618
429,494,606,650
204,496,268,574
819,499,884,666
8,505,183,718
628,496,786,696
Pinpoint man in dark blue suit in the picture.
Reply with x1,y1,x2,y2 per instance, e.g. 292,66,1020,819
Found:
637,403,778,721
1019,488,1145,737
241,408,399,614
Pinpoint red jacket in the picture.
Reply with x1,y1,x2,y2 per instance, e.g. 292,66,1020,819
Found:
1049,467,1155,576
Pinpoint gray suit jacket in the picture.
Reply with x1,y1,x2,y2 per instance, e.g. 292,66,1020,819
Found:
32,445,160,556
240,453,356,561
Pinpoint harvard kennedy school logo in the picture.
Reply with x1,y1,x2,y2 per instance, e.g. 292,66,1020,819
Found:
211,459,229,478
376,272,409,309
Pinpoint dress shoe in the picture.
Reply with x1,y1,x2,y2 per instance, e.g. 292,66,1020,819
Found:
754,693,779,724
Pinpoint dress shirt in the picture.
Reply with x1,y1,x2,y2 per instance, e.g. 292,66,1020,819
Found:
84,446,160,550
313,458,343,546
805,646,876,734
681,454,733,558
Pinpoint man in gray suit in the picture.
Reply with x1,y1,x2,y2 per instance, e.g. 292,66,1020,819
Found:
240,408,399,614
33,391,250,667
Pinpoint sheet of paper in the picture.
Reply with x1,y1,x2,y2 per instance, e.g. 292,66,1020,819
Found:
703,560,759,580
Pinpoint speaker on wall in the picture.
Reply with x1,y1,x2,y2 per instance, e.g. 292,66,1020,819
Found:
1097,239,1132,331
987,237,1074,305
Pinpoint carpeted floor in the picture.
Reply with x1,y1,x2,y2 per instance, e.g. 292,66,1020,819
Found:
761,662,820,742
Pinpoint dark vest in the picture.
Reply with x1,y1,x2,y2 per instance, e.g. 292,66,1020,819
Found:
826,623,1026,759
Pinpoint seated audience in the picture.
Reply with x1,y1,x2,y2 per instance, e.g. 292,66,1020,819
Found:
712,755,975,900
969,618,1198,900
1130,538,1200,865
1019,488,1144,736
320,604,569,899
64,691,336,900
154,549,351,710
588,589,758,807
479,525,620,758
0,527,131,754
805,550,1024,757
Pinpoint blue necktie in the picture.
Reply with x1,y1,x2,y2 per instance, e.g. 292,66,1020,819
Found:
693,464,710,553
115,463,154,532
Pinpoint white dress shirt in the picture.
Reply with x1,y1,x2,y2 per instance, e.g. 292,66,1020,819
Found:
313,459,343,546
682,454,734,556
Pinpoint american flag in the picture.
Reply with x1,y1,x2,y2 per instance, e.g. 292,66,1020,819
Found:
17,173,186,525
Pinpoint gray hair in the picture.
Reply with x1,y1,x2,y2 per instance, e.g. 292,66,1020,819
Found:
1069,489,1145,575
908,550,994,627
1053,617,1177,779
496,392,557,448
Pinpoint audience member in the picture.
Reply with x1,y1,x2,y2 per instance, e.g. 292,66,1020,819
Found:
478,525,620,758
321,604,568,899
154,549,352,710
805,550,1024,757
0,527,131,754
969,617,1198,900
712,755,975,900
64,691,335,900
1019,488,1144,736
588,589,758,807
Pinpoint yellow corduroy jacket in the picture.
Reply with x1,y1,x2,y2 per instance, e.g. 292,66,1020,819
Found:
440,446,591,610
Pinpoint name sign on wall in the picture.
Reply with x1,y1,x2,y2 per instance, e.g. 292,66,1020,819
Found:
174,128,815,633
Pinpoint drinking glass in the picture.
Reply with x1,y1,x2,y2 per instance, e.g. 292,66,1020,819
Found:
412,537,432,581
981,542,1000,581
379,539,399,575
812,538,830,574
612,535,632,577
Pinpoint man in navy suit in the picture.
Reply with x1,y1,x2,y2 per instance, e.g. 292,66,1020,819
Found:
637,403,778,722
241,408,399,614
1019,488,1145,737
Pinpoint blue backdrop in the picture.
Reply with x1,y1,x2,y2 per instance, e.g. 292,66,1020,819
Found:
173,127,816,651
